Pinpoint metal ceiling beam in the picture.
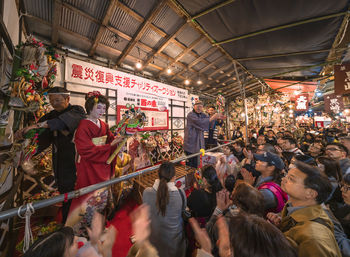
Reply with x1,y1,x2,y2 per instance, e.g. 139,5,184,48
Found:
168,0,264,91
235,48,348,62
214,11,348,46
224,81,260,98
143,21,187,67
320,8,350,75
190,0,236,20
115,0,167,66
89,0,119,57
51,0,62,45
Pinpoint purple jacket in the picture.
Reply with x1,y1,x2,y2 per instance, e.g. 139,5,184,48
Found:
184,111,210,153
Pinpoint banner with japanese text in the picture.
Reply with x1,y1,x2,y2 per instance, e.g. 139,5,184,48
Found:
324,94,344,114
334,63,350,95
295,94,308,111
117,90,168,111
65,57,188,102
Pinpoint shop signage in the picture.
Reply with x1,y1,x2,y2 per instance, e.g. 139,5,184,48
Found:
324,94,344,114
295,94,308,111
65,57,188,102
334,63,350,95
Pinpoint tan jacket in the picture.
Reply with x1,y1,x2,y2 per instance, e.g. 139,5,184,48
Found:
280,204,341,257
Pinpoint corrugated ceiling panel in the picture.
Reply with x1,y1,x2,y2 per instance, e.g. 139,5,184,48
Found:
181,54,196,65
110,7,141,37
100,29,129,51
24,0,53,22
120,0,156,17
58,30,92,53
153,56,168,69
206,51,222,62
61,7,99,40
139,27,164,48
152,4,183,34
63,0,109,21
193,41,212,55
176,25,200,47
192,62,206,71
129,46,149,61
162,42,184,59
24,16,52,40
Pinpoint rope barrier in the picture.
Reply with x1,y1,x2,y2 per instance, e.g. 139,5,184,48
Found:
0,141,235,222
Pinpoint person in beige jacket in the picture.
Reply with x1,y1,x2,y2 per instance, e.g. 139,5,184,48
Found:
268,161,342,257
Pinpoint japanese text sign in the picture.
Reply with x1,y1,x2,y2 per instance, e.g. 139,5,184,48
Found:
295,94,308,111
65,57,188,101
324,94,344,114
334,63,350,95
117,90,168,110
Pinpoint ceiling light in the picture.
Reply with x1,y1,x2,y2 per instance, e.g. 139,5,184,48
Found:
241,113,246,117
216,80,220,83
166,67,172,74
222,83,226,86
227,74,231,77
208,77,212,80
197,80,202,85
220,71,224,74
184,79,190,85
135,61,142,69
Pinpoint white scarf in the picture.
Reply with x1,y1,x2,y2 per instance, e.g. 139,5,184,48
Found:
153,179,178,191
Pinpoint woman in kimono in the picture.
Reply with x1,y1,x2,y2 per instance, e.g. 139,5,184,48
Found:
65,91,122,235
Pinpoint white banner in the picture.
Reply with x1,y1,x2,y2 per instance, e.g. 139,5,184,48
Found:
65,57,188,101
117,90,168,111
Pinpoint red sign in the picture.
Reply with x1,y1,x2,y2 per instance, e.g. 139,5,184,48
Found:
324,94,344,114
295,94,308,111
334,63,350,95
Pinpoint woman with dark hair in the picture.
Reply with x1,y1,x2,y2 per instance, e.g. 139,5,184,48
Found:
241,152,288,214
206,182,265,256
226,214,297,257
187,165,223,218
191,213,297,257
142,162,186,257
66,91,122,235
23,227,77,257
289,154,316,169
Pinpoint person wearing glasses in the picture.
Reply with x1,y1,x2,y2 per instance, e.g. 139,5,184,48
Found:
325,142,350,175
331,173,350,239
267,161,341,257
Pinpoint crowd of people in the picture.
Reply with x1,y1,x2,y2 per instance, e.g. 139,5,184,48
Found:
17,94,350,257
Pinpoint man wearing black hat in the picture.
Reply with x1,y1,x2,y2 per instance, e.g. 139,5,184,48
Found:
15,87,86,223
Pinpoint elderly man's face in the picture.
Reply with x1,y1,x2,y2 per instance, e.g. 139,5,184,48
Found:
194,104,203,113
49,94,69,112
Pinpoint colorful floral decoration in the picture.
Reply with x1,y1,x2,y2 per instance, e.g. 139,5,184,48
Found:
6,36,59,121
216,94,225,114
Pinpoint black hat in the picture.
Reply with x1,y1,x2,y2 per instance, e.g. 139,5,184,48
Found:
254,152,284,170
